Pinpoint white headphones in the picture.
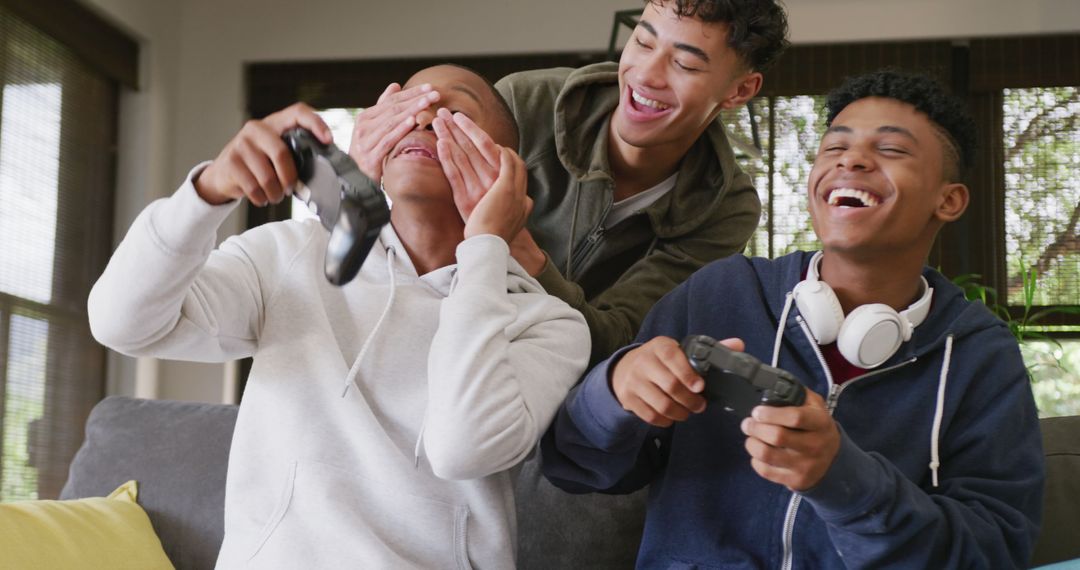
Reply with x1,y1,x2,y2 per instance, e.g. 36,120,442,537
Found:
793,252,933,368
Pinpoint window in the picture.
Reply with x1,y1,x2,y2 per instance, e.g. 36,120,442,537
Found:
744,37,1080,417
1002,87,1079,307
0,1,135,500
724,95,827,259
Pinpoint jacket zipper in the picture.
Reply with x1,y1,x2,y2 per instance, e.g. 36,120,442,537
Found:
779,317,917,569
567,197,613,279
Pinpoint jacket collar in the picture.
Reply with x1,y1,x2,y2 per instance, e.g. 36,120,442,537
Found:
552,61,746,236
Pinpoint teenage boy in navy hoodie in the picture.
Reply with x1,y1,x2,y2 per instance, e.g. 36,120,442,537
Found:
540,70,1044,568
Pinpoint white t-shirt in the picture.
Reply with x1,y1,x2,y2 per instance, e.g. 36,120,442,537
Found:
604,172,678,229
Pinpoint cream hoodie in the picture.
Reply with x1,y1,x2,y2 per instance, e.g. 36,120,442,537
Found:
88,165,591,569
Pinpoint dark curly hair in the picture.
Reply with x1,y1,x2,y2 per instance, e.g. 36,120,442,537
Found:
825,70,977,181
649,0,789,72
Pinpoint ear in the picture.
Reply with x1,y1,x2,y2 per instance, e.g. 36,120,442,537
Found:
720,72,763,110
936,182,969,222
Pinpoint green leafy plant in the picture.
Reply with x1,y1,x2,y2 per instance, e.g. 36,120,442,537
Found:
953,269,1080,344
952,272,1080,416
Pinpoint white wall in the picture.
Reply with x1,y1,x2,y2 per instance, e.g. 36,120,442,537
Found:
81,0,1080,403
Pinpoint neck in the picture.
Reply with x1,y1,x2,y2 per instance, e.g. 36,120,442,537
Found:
388,202,464,276
818,250,928,315
607,123,693,202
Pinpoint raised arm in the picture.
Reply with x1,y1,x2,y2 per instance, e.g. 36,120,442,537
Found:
88,104,331,362
423,148,590,479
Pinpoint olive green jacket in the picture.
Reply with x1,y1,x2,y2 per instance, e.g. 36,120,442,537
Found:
495,62,762,364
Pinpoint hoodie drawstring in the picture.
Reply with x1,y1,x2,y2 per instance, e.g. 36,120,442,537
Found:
341,246,398,398
929,334,954,488
773,292,795,367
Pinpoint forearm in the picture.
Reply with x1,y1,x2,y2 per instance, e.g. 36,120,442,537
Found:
534,260,638,363
88,164,261,361
803,429,1041,568
539,349,662,494
424,235,590,481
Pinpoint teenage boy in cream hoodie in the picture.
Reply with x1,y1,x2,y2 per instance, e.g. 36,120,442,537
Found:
88,65,590,569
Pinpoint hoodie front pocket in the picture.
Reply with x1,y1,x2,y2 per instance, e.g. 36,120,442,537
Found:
245,460,472,569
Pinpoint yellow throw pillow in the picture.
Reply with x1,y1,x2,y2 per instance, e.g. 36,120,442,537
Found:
0,480,174,569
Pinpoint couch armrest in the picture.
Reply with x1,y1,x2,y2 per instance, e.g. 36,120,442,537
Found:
61,396,238,570
1030,415,1080,567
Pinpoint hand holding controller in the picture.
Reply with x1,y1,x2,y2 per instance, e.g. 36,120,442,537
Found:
282,128,390,286
681,335,806,417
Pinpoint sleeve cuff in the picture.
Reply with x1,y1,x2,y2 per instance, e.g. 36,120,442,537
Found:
147,162,241,255
572,344,649,438
454,234,510,290
535,256,585,307
798,427,886,522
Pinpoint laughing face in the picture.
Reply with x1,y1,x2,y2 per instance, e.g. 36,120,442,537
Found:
381,65,505,205
807,96,969,259
611,1,761,153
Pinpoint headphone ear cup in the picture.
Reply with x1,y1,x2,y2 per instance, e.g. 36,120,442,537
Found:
793,280,844,345
837,304,905,368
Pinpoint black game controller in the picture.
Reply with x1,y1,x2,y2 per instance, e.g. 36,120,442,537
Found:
681,335,807,417
282,128,390,286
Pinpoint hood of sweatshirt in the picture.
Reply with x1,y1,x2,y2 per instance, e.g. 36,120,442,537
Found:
551,61,750,237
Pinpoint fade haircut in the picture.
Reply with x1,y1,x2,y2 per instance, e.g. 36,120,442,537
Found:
444,64,520,150
649,0,790,72
825,70,977,182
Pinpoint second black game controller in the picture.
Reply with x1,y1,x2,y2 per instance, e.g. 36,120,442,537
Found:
681,334,807,417
282,128,390,286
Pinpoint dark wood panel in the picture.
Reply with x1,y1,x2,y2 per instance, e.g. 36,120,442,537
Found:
246,51,607,119
0,0,138,89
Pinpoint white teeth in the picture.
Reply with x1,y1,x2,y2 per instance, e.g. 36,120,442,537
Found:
827,187,880,208
403,147,435,159
631,89,671,110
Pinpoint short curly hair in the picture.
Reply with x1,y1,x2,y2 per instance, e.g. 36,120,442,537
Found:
649,0,790,72
825,70,977,181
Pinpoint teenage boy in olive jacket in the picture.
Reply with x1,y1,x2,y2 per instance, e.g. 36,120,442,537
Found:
495,0,790,363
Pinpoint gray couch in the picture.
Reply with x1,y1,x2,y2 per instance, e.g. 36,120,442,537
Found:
59,396,646,569
60,396,1078,569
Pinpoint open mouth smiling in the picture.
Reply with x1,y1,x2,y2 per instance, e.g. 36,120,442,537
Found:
826,187,881,208
400,146,437,160
630,88,671,111
394,136,440,164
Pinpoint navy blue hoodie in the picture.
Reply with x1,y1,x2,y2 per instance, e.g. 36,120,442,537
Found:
541,251,1044,569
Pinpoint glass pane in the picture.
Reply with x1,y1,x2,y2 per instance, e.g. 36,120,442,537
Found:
1024,338,1080,418
721,102,769,257
1003,87,1080,306
728,96,825,259
291,107,362,222
769,96,825,257
0,83,62,304
2,314,48,500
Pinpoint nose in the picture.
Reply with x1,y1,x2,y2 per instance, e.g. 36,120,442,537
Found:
415,108,437,131
837,145,873,171
631,50,668,90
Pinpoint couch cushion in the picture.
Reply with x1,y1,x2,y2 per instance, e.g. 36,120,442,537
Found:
61,396,238,570
1,480,174,569
515,449,646,569
1030,415,1080,567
